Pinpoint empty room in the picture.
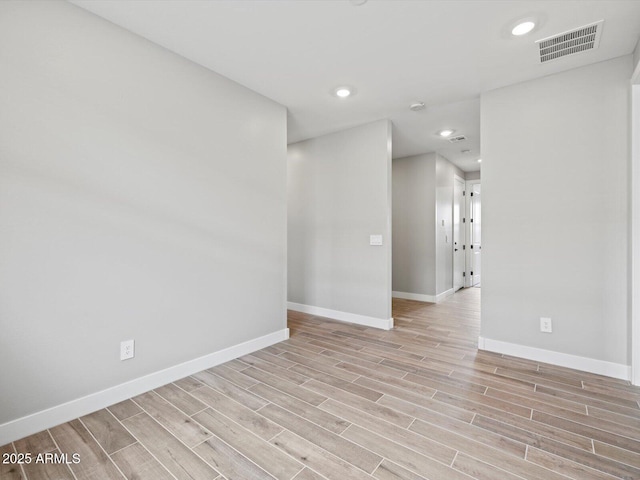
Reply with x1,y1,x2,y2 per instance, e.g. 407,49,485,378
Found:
2,1,640,479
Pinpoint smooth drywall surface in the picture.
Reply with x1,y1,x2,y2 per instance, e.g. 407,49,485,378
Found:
0,1,287,425
392,153,437,295
465,171,481,181
436,155,465,295
634,38,640,77
481,56,631,365
632,83,640,384
288,120,392,320
392,153,463,297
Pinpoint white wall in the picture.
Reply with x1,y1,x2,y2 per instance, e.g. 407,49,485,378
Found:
465,171,481,181
0,0,287,434
481,56,632,372
632,83,640,385
436,156,465,295
632,41,640,384
288,120,392,325
392,153,437,295
392,153,463,299
634,38,640,77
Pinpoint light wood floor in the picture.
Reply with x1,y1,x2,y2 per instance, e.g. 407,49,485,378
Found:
3,287,640,480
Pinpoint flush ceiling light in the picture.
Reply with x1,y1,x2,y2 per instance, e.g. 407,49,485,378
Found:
477,159,482,163
439,129,454,137
333,86,355,98
512,21,536,36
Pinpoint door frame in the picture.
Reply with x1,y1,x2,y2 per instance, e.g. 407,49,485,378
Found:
465,179,481,288
453,174,465,291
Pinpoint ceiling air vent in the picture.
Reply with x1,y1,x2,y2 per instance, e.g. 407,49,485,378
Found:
448,135,466,143
536,20,603,63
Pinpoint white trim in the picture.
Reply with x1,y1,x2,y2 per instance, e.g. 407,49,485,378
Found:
453,174,466,292
464,179,481,288
393,291,435,303
392,288,454,303
632,56,640,85
478,336,631,381
384,119,394,326
436,288,455,302
0,328,289,445
287,302,393,330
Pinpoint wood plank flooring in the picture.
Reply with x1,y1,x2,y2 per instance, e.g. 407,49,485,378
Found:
3,287,640,479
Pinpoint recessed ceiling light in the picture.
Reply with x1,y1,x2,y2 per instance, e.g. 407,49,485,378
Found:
477,159,482,163
512,21,535,36
333,86,355,98
439,129,454,137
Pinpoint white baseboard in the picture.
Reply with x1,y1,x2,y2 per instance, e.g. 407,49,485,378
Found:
478,336,631,381
393,291,435,302
393,288,454,303
287,302,393,330
436,288,455,302
0,328,289,446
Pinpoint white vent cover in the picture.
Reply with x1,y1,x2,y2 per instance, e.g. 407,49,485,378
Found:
536,20,603,63
448,135,466,143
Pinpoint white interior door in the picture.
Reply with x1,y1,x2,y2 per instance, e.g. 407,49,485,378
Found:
453,175,465,291
471,183,481,286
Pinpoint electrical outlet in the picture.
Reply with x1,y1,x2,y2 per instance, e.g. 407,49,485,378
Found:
120,339,135,360
540,317,552,333
369,234,383,246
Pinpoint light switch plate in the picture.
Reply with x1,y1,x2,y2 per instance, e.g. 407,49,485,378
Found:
370,234,383,246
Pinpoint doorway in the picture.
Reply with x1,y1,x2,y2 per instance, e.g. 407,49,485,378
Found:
453,175,465,291
465,180,481,287
470,183,481,286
